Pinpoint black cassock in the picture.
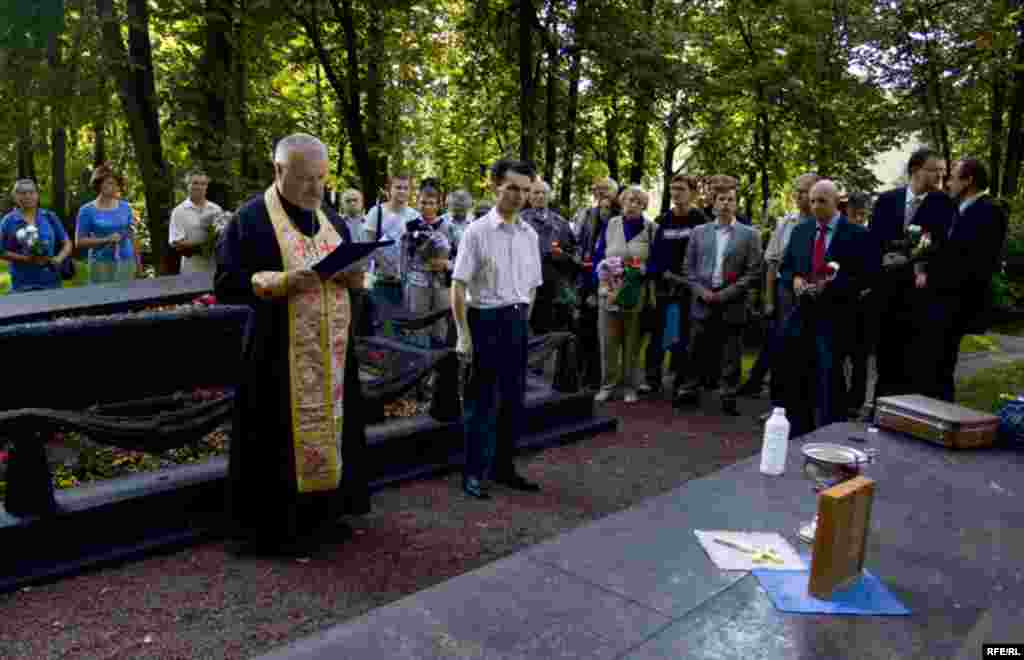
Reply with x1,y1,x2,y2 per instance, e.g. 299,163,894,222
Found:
215,190,370,548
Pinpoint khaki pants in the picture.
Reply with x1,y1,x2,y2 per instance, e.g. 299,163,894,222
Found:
601,308,644,391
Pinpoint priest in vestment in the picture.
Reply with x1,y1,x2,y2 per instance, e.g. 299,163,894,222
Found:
215,133,370,555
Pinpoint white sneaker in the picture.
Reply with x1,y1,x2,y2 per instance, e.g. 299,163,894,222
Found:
624,389,638,403
595,387,614,402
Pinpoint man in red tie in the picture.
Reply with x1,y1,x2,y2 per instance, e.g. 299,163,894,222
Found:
777,180,872,437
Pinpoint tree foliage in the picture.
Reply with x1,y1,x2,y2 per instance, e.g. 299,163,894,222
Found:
0,0,1020,274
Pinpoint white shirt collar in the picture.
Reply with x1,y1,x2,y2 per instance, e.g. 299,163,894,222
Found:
183,197,212,211
906,187,927,206
488,207,524,230
959,192,984,214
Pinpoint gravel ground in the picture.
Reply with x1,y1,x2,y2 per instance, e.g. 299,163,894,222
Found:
0,395,767,660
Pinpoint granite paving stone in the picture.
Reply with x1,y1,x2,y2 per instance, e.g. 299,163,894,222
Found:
621,576,985,660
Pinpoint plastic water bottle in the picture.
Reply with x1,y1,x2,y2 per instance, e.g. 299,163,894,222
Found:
759,407,790,476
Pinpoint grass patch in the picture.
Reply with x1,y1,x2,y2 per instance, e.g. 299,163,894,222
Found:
0,259,91,295
961,334,1000,354
956,360,1024,413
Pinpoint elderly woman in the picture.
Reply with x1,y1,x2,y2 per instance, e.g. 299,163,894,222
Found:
592,185,658,403
75,162,140,284
0,179,73,293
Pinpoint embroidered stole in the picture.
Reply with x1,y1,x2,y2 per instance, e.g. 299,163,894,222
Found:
264,187,351,493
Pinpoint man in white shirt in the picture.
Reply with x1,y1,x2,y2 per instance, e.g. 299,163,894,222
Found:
451,159,543,500
169,171,224,273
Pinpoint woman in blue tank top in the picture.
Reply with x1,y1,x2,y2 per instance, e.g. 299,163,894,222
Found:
75,162,139,284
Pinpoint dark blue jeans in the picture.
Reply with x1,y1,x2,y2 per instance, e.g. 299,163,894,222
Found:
463,304,529,482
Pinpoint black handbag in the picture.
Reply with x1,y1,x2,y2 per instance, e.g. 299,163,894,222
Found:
58,257,76,280
42,212,76,280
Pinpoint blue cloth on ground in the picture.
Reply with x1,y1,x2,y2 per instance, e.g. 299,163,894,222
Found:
752,568,911,615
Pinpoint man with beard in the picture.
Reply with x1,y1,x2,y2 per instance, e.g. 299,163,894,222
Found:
215,133,374,555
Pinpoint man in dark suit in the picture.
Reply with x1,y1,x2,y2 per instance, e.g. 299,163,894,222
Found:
910,159,1008,402
778,180,871,437
675,185,762,415
869,147,956,403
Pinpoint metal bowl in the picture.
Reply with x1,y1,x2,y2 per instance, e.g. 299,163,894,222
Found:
801,443,876,491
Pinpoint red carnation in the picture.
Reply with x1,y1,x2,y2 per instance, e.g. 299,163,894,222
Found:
725,271,738,285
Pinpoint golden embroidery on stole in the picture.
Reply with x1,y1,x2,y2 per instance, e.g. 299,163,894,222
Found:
263,187,351,493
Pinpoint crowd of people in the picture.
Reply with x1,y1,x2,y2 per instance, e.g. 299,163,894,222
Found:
321,147,1006,441
0,135,1008,552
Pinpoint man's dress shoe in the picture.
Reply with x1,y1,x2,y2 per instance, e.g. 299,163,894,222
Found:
463,477,490,500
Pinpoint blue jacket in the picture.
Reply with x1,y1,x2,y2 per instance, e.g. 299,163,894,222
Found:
779,216,871,313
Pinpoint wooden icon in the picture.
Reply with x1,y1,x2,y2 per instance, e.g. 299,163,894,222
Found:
808,476,875,599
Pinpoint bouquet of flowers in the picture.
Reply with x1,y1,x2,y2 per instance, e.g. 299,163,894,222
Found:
597,256,625,298
201,211,232,258
797,261,840,302
599,256,646,310
15,225,48,257
905,224,936,260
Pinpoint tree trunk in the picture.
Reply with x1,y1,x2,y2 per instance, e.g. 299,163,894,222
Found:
759,110,771,223
559,46,582,210
660,109,679,215
336,107,347,183
543,41,558,184
606,97,620,183
199,0,234,210
365,4,386,195
16,110,35,181
97,0,176,274
235,0,259,195
1002,25,1024,197
94,121,106,166
49,120,67,226
518,0,537,163
629,92,650,185
46,33,68,223
991,70,1006,197
917,6,952,167
313,0,376,200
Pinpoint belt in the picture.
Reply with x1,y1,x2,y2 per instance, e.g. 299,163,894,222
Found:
468,303,529,321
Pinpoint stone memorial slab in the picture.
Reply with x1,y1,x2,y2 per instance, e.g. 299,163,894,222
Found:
0,272,213,326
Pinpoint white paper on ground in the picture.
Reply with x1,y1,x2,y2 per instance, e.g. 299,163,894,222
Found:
694,529,806,571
